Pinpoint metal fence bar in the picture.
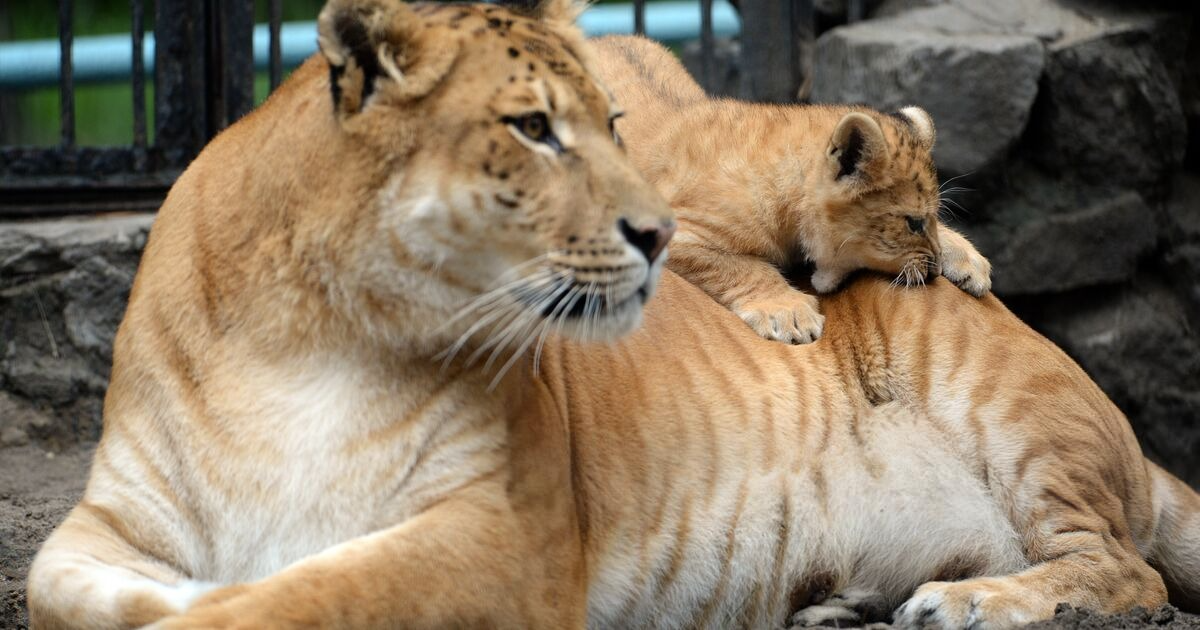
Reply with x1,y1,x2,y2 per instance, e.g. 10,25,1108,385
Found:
154,0,206,168
699,0,713,92
634,0,646,34
57,0,74,147
204,0,255,135
738,0,800,102
269,0,283,90
131,0,147,149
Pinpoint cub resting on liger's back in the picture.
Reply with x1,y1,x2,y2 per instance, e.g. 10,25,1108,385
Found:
26,0,1200,628
590,35,992,344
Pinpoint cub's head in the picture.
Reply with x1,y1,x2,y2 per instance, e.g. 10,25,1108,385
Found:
313,0,674,352
809,106,943,289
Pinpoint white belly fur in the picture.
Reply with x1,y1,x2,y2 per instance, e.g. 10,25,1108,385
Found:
589,402,1026,629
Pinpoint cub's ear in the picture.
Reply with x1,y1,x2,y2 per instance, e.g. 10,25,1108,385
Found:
827,112,890,189
896,106,935,150
502,0,588,24
317,0,454,115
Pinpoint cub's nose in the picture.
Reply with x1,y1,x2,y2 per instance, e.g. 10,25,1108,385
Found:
618,218,676,263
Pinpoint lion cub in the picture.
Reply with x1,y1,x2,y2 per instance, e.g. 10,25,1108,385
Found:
592,35,992,343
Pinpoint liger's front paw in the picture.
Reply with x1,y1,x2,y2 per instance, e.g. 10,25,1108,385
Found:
733,290,825,344
893,579,1043,630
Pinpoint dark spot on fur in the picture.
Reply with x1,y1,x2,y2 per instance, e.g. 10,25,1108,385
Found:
508,75,516,83
528,62,535,72
494,194,520,209
483,162,493,175
488,17,502,28
568,235,578,244
788,571,838,613
488,140,497,153
498,171,509,180
931,555,986,582
837,127,864,179
515,189,525,198
508,47,520,58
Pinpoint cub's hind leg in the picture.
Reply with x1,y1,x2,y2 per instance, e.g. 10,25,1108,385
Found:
789,587,890,628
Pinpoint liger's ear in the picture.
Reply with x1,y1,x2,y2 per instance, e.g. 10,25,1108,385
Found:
318,0,454,115
828,112,890,188
896,106,935,150
502,0,589,24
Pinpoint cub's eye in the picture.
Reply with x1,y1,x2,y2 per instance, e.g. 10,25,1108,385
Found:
906,216,926,234
502,112,563,152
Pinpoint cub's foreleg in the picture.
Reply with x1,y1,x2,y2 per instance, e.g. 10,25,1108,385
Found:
668,235,824,344
935,226,991,297
153,483,584,629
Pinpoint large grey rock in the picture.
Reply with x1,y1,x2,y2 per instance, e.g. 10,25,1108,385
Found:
1028,22,1187,192
0,214,151,450
989,191,1157,295
1163,173,1200,326
1028,277,1200,487
810,20,1044,176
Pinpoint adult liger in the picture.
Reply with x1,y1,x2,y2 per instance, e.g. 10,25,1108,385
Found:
28,0,1199,628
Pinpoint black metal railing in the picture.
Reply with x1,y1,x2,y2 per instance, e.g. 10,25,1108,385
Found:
0,0,814,219
0,0,281,218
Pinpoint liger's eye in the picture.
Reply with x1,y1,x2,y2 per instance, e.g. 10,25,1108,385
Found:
906,216,926,234
503,112,562,152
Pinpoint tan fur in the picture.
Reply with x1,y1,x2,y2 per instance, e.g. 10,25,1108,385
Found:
26,3,1199,629
591,35,992,343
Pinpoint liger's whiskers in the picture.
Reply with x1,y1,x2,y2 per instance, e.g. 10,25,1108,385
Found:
532,284,582,375
437,269,567,370
482,277,571,373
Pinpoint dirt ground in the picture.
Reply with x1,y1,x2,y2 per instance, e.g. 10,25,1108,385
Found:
1,445,90,630
1,445,1198,630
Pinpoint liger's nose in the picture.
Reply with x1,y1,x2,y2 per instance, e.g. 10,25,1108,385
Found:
618,218,676,263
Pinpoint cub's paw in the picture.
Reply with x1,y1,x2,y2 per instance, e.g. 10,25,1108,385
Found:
939,247,991,298
893,579,1042,630
790,588,890,628
733,290,824,344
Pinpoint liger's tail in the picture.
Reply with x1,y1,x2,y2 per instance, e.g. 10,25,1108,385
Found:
1146,461,1200,612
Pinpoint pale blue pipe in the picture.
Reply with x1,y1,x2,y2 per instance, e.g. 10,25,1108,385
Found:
0,1,740,90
